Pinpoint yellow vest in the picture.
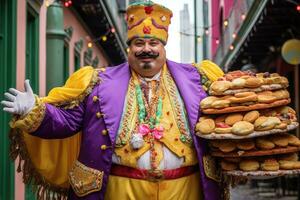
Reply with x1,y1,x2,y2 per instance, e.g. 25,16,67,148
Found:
114,64,198,168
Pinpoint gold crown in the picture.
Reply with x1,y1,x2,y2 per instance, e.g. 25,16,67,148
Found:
126,1,173,44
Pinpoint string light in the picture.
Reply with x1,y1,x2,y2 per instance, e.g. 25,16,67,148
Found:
111,28,116,33
63,0,72,7
297,5,300,11
232,33,237,39
126,48,130,53
229,45,234,50
197,36,202,43
102,36,107,42
241,14,246,20
205,29,209,35
223,20,228,27
45,0,49,7
215,39,219,45
88,42,93,48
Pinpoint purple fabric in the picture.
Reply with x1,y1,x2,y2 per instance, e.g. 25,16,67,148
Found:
31,61,221,200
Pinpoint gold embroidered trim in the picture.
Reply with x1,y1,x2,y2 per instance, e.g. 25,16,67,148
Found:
115,77,137,147
192,63,211,92
163,69,192,145
202,154,221,182
9,96,46,133
52,68,101,109
69,160,104,197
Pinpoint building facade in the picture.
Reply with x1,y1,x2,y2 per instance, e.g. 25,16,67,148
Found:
0,0,128,199
180,3,194,63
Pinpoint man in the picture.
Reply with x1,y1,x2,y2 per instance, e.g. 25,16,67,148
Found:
2,1,223,200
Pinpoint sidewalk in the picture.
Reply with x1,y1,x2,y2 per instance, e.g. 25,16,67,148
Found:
230,183,297,200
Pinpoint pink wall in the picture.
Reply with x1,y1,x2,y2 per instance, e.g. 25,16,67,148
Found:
211,0,234,57
63,8,109,74
15,0,26,199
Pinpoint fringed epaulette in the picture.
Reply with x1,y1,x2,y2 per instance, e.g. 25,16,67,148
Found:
193,60,224,91
47,67,103,109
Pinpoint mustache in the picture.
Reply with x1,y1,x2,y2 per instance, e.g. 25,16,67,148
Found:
135,51,159,59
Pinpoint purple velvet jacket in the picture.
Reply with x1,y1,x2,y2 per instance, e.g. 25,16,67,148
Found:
32,60,221,200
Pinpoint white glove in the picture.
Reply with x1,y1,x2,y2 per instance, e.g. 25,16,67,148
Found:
1,79,36,116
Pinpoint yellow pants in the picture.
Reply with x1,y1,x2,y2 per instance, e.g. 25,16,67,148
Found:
104,172,202,200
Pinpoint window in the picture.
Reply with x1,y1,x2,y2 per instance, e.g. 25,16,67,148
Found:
74,51,81,71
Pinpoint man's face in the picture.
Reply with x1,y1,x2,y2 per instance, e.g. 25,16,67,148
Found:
128,38,166,78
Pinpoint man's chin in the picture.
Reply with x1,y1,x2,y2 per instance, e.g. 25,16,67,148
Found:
140,62,154,69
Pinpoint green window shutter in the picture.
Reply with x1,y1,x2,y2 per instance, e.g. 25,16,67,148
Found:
25,2,39,200
74,51,81,71
63,44,70,81
0,0,17,200
26,3,39,93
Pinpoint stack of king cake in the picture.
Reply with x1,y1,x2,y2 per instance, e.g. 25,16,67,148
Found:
196,70,300,177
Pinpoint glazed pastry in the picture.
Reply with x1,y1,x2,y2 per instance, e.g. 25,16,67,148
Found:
196,119,215,134
210,81,232,93
273,90,290,100
231,78,246,88
254,116,281,131
229,92,258,104
211,99,230,108
257,94,277,104
218,141,236,153
221,160,238,171
261,159,279,171
274,123,288,130
243,110,260,123
255,138,275,150
214,127,233,134
286,134,300,146
236,139,255,151
198,116,210,122
225,113,243,126
200,96,218,109
215,114,227,123
232,121,254,135
270,136,289,147
245,77,263,88
239,159,260,171
279,153,298,162
292,161,300,169
279,160,295,170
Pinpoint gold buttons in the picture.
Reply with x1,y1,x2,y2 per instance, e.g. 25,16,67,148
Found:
93,96,98,102
101,145,107,150
102,129,108,135
96,112,103,118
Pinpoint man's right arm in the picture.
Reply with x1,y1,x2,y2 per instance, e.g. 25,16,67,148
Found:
2,80,85,139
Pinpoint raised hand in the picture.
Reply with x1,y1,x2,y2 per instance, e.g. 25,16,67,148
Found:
1,80,36,116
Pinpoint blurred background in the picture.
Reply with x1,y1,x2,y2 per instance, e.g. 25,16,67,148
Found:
1,0,300,199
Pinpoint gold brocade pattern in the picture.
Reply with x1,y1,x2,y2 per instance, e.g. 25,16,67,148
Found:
202,155,221,182
10,96,46,133
69,160,104,197
114,65,198,168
